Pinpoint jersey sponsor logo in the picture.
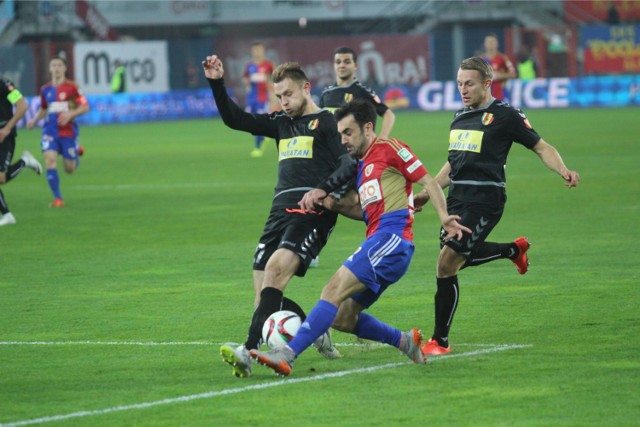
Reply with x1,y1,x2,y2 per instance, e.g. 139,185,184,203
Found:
449,130,483,153
343,93,353,103
358,178,382,208
407,159,423,174
398,147,413,162
481,112,494,126
278,136,314,160
364,164,374,177
307,119,319,130
48,101,70,113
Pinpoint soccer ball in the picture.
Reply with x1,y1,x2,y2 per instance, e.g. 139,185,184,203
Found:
262,310,302,349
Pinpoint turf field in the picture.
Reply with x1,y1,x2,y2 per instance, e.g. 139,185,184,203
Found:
1,108,638,426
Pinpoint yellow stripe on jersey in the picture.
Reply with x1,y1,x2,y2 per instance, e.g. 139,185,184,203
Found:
278,136,314,161
449,129,483,153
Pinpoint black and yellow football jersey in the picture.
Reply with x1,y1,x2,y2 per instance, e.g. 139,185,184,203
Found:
448,100,541,205
209,78,347,210
319,79,389,117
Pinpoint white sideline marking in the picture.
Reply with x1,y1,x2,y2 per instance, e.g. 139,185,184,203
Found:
0,341,518,347
0,344,531,427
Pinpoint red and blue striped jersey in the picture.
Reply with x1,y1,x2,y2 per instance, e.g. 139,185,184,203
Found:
39,79,88,138
244,60,274,104
357,138,428,240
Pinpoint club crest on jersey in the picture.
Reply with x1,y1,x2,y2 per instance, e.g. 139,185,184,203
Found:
364,164,374,177
481,113,494,126
307,119,319,130
59,92,67,101
343,93,353,103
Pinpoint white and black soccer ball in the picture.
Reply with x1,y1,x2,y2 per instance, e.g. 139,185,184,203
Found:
262,310,302,349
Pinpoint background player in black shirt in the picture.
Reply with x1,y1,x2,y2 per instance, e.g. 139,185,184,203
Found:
203,55,347,377
311,46,396,269
320,46,395,140
415,56,580,355
0,78,42,226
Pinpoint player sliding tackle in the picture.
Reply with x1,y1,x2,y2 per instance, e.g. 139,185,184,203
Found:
250,99,471,376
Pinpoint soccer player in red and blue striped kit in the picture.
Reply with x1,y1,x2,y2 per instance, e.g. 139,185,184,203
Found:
243,42,274,158
27,57,89,207
250,99,471,376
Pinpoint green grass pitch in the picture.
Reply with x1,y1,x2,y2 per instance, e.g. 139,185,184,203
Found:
1,107,638,426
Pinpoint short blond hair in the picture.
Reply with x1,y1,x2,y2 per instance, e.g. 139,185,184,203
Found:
272,62,309,86
460,56,493,81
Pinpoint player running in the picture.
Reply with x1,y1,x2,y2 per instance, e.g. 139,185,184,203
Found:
416,56,579,355
27,57,89,207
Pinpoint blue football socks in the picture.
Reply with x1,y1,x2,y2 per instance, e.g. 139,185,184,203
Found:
354,311,402,347
288,299,337,356
46,169,62,199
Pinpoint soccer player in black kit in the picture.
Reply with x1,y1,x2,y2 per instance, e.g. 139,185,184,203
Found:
415,57,580,355
311,46,396,268
203,55,346,377
320,46,395,140
0,78,42,226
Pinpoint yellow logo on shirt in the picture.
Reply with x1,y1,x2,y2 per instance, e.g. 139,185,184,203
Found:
449,130,483,153
279,136,314,160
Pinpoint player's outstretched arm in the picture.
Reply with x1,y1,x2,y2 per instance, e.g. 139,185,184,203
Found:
414,161,451,212
531,139,580,188
417,174,471,240
202,55,224,80
378,109,395,140
26,107,47,129
322,190,362,220
299,188,328,211
203,55,277,138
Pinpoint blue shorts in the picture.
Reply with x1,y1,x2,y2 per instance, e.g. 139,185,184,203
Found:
41,133,79,161
343,232,414,309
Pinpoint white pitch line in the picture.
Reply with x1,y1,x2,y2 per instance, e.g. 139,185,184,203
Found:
0,341,521,347
0,344,531,427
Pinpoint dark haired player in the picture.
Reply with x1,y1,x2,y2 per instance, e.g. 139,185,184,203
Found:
27,56,89,207
310,46,396,269
416,57,579,355
249,99,469,376
203,55,347,377
320,46,395,139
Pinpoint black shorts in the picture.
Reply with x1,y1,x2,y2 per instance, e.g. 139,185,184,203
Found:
0,136,16,173
253,208,337,277
440,196,505,258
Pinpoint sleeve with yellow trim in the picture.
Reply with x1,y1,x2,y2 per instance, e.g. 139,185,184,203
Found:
208,77,278,139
